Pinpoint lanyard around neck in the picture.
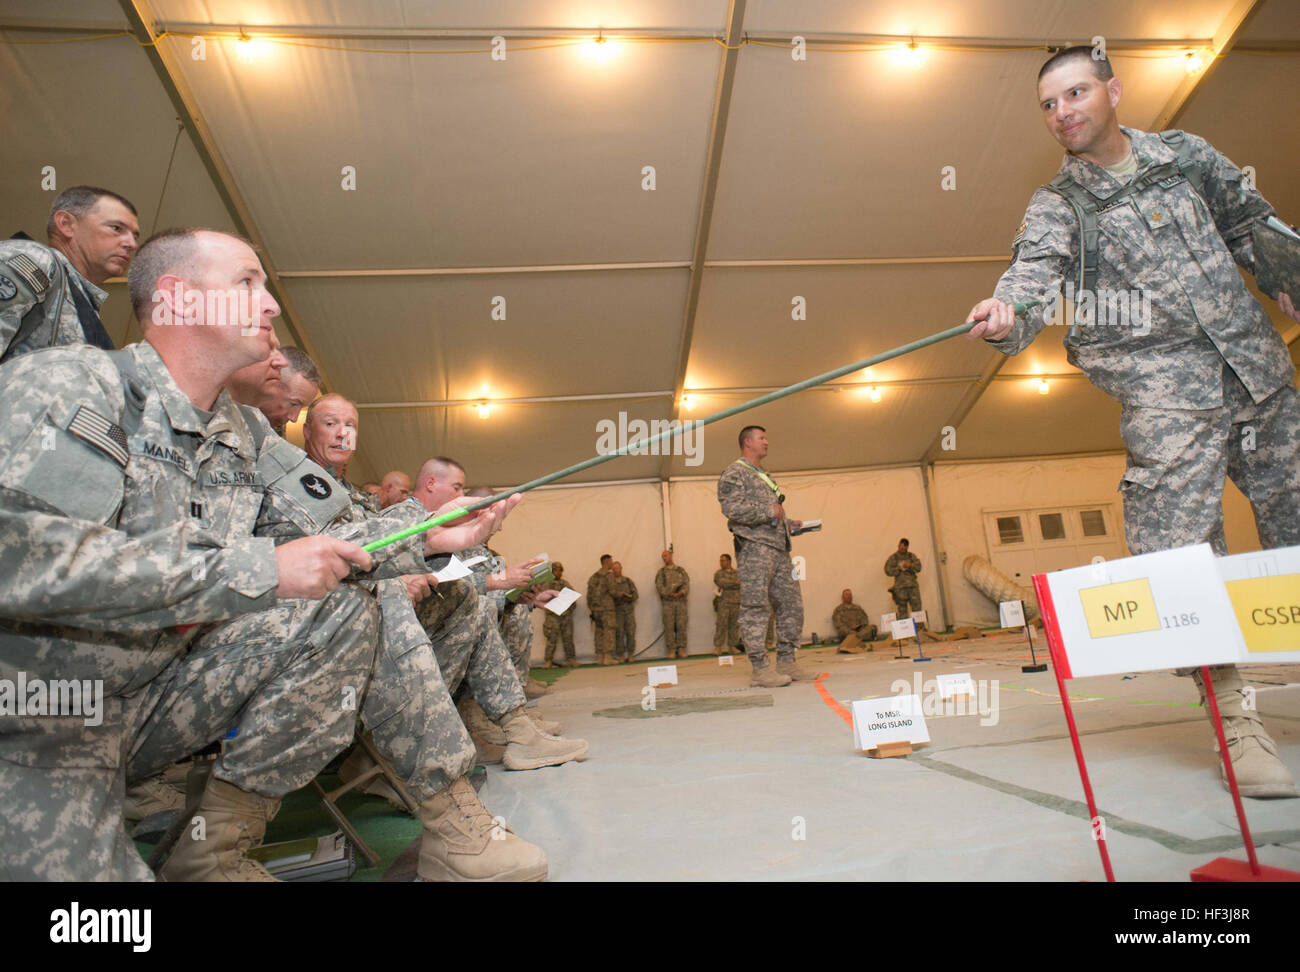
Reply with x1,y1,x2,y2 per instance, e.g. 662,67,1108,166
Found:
738,459,780,494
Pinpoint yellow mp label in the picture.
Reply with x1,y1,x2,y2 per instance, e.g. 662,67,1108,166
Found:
1225,574,1300,653
1079,578,1161,638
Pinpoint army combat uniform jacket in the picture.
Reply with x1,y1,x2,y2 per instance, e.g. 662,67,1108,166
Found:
717,459,792,552
0,239,113,364
988,127,1293,409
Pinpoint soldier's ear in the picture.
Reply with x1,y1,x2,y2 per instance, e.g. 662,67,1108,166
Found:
1106,76,1122,110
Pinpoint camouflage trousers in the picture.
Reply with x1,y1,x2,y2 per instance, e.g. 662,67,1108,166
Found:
591,608,616,659
543,611,575,663
891,585,922,621
736,538,804,667
714,600,739,649
415,582,526,721
364,580,476,801
1118,372,1300,556
501,600,534,684
614,605,636,660
660,600,688,657
0,584,378,881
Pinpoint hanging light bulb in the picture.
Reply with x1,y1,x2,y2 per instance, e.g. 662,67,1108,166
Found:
1038,378,1050,396
869,386,882,403
476,401,492,419
681,394,695,410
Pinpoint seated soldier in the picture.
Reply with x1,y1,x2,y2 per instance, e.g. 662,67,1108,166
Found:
0,228,507,881
832,589,876,653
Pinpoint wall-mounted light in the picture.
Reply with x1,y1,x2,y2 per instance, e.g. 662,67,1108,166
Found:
1037,378,1050,396
869,386,882,403
476,401,492,418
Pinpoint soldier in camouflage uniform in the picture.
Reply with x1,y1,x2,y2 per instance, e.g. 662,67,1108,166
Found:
713,553,742,654
884,540,923,624
609,561,638,662
717,426,817,687
655,551,690,658
540,562,579,667
0,186,139,364
0,230,514,881
586,555,618,665
410,463,587,769
967,47,1300,798
832,589,876,651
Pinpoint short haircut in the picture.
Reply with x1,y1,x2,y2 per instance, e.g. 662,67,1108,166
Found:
1038,45,1113,84
127,227,255,321
47,185,137,241
738,425,765,450
303,392,355,428
362,481,380,490
899,538,909,547
280,346,320,384
720,553,731,562
418,456,466,484
600,554,612,564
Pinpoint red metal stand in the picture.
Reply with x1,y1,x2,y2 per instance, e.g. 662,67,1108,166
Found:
1032,574,1300,883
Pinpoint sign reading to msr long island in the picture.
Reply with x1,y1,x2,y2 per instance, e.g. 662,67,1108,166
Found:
1078,578,1161,638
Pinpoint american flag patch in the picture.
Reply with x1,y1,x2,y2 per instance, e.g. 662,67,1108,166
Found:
67,405,129,468
7,252,49,299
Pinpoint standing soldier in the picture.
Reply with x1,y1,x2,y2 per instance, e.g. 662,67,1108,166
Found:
541,562,579,668
713,553,742,654
716,426,816,687
1,185,139,363
965,45,1300,797
609,561,639,663
586,554,617,665
884,539,923,625
655,550,690,659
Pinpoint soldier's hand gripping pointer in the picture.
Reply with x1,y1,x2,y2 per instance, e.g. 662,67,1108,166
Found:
275,535,374,598
964,298,1018,341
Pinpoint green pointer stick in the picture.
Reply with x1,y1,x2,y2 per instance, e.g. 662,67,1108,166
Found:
363,302,1041,552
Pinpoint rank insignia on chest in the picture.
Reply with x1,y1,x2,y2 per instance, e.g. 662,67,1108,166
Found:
300,473,333,499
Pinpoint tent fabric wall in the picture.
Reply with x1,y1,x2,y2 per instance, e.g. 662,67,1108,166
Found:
485,454,1274,660
930,455,1269,625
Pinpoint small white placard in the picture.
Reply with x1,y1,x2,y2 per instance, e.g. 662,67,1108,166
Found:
881,612,897,629
648,665,678,686
851,694,931,750
935,672,975,700
717,655,734,666
1215,544,1300,664
542,587,581,615
909,610,928,627
1036,543,1241,678
460,555,489,569
431,554,472,583
890,617,917,640
999,599,1026,628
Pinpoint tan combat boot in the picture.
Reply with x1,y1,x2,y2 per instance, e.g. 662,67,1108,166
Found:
775,655,818,681
159,776,281,882
417,776,548,881
457,696,507,764
750,660,792,688
499,709,589,771
338,743,414,811
530,712,563,735
123,771,187,825
1195,666,1296,799
525,676,549,699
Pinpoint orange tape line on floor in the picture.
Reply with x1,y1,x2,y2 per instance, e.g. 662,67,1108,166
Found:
813,674,853,726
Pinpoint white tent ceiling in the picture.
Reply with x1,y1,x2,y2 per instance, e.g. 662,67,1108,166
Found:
2,0,1297,488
